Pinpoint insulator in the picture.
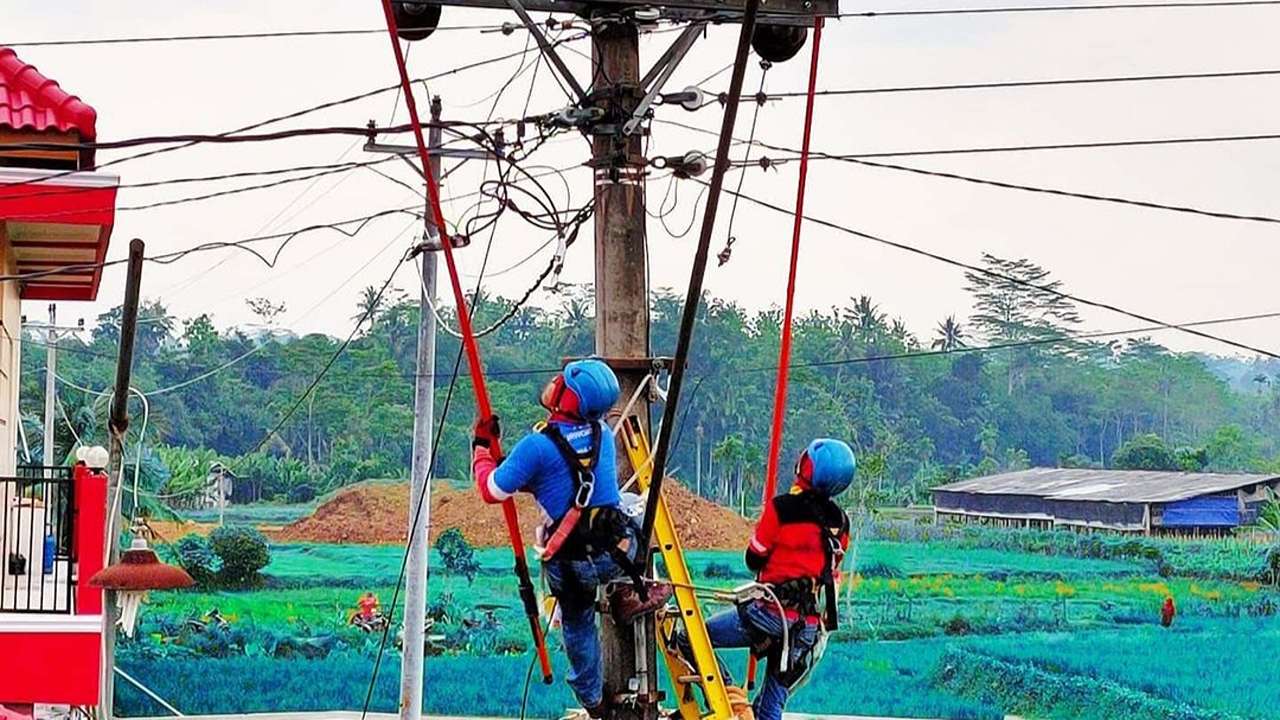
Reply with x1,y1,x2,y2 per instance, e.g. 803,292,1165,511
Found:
751,24,808,64
394,2,442,42
678,151,708,178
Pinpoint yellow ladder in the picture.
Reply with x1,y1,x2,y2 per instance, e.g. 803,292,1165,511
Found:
620,415,734,720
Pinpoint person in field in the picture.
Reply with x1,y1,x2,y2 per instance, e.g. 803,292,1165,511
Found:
471,358,670,719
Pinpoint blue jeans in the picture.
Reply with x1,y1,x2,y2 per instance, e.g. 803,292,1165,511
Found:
682,603,819,720
544,549,629,708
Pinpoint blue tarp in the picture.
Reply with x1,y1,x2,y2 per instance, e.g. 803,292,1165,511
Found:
1161,496,1240,527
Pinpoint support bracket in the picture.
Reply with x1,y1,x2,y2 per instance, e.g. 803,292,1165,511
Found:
623,22,705,136
505,0,590,104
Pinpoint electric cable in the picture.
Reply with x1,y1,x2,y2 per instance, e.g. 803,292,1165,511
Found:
710,181,1280,359
660,119,1280,225
0,38,589,193
249,249,410,454
839,1,1280,18
737,67,1280,100
0,24,514,48
718,62,770,265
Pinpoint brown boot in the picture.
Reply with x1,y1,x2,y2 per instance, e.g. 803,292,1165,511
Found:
610,581,674,624
726,686,755,720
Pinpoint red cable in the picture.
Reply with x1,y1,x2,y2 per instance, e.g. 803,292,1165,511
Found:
378,0,553,685
750,16,824,692
763,17,825,501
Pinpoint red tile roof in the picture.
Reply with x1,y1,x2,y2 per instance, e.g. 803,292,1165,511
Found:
0,47,97,166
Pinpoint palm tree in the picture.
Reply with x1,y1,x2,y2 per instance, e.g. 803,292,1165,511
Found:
932,315,967,352
850,295,883,337
353,286,387,325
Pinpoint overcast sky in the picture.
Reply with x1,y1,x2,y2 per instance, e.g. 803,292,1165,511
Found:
5,0,1280,358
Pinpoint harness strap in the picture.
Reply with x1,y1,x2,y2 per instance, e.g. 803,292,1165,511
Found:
538,422,602,560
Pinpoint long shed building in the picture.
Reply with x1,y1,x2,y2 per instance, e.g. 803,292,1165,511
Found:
932,468,1280,534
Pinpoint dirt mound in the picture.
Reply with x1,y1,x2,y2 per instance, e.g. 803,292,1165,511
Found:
273,479,753,550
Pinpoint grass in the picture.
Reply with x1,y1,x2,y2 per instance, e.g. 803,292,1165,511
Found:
122,534,1280,720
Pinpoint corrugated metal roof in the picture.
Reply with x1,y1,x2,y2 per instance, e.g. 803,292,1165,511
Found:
932,467,1279,503
0,47,97,166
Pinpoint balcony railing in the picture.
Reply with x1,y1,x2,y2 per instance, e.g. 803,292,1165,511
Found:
2,466,75,613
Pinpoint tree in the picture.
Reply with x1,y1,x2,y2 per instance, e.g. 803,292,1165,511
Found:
353,285,389,325
932,315,966,352
849,295,883,337
1112,433,1177,471
246,297,287,326
964,254,1081,342
435,528,480,584
1205,424,1262,472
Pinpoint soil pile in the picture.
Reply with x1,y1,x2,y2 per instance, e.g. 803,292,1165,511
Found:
272,479,753,550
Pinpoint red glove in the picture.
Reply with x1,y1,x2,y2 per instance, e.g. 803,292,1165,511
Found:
472,414,502,449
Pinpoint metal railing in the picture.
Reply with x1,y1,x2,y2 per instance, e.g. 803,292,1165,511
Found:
2,466,75,613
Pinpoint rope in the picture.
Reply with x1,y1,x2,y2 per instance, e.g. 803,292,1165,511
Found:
378,0,552,684
718,62,771,266
763,19,824,500
638,0,763,563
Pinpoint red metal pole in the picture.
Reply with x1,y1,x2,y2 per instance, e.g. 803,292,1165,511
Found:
751,16,824,690
377,0,553,684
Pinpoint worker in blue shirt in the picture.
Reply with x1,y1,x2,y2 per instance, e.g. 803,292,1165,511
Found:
472,358,671,719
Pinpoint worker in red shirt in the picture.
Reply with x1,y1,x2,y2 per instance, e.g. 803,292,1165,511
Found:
357,591,381,621
679,438,855,720
1161,595,1176,628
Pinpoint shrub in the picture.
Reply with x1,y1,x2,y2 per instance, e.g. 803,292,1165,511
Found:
209,526,271,585
173,534,219,586
1112,434,1177,471
859,560,906,579
942,614,972,636
434,528,480,584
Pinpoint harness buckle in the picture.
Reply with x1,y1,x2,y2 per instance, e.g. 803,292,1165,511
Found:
574,470,595,508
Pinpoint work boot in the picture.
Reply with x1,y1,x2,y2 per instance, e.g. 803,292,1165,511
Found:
726,685,755,720
610,581,674,624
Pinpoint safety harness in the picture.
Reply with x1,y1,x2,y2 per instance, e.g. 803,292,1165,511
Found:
538,422,648,596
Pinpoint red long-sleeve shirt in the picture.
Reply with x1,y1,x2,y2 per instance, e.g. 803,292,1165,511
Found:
746,491,850,585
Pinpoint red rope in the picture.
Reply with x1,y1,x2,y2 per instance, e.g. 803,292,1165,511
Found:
749,21,825,690
378,1,553,684
763,17,825,501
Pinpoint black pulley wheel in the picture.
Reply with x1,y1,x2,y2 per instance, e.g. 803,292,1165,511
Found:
394,2,442,41
751,24,808,64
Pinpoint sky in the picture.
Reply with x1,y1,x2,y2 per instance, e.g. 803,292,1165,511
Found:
5,0,1280,358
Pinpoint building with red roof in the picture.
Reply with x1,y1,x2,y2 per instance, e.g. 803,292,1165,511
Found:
0,47,114,713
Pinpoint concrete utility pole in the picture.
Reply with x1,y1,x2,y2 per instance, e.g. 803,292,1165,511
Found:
101,238,146,720
590,20,660,720
43,303,56,467
400,96,444,720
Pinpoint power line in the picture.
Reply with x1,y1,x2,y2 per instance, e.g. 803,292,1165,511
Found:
834,156,1280,226
660,118,1280,160
249,251,409,454
0,25,509,48
839,1,1280,18
659,119,1280,224
739,67,1280,99
0,36,588,192
711,181,1280,359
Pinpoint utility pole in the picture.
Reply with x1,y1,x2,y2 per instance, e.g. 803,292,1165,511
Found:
399,96,444,720
100,238,146,720
43,303,56,467
590,19,660,720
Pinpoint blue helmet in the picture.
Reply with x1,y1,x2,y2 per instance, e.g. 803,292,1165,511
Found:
799,438,856,497
561,358,620,421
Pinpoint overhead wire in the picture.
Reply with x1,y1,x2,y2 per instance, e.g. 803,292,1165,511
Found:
659,119,1280,225
838,1,1280,17
707,181,1280,359
735,67,1280,100
0,25,515,48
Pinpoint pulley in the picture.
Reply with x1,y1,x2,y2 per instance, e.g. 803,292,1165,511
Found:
394,2,442,41
751,24,808,63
